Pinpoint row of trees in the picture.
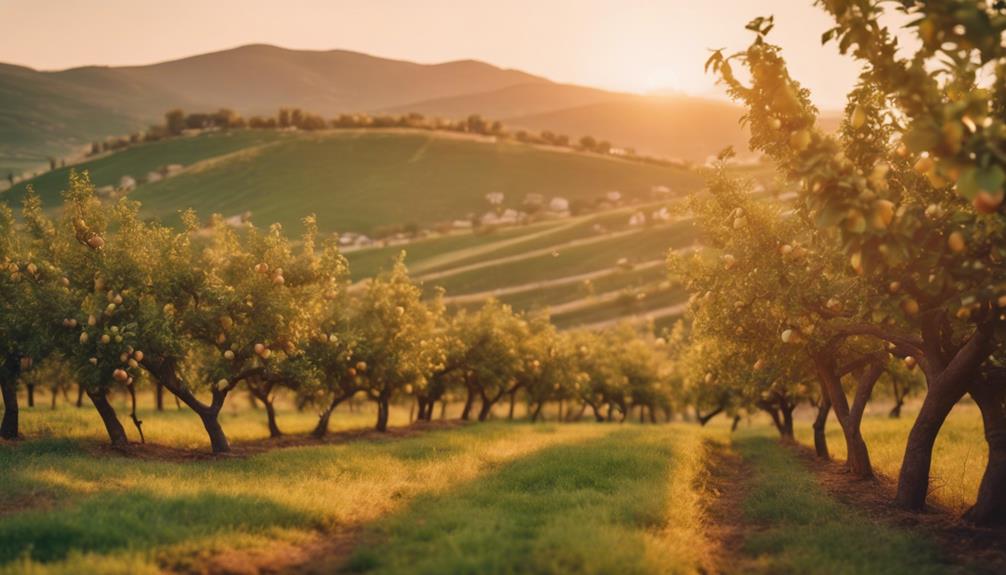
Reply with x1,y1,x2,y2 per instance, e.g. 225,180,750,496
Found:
84,107,673,168
0,173,681,454
670,3,1005,526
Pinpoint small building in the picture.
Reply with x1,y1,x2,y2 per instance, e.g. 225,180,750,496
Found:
548,197,570,213
452,219,474,229
628,211,646,226
119,175,136,191
605,190,623,203
485,191,504,205
523,193,545,207
164,164,184,177
651,185,671,195
145,171,163,184
651,207,671,222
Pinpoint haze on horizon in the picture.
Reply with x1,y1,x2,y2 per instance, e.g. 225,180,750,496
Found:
0,0,911,110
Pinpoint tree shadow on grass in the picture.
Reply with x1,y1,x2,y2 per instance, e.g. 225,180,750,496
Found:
0,490,313,565
339,427,682,575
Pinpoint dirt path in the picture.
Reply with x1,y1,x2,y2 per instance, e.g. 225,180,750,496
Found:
791,444,1006,573
700,439,752,575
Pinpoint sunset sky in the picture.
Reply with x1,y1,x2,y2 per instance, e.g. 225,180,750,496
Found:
0,0,910,109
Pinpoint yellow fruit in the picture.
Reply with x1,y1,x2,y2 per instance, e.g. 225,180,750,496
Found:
851,105,867,129
395,306,405,316
224,350,235,360
100,334,111,344
259,348,272,359
87,235,105,249
902,298,920,316
348,367,357,377
254,343,266,355
914,156,934,174
89,357,98,366
790,129,812,152
904,356,917,369
850,252,863,274
973,190,1004,214
826,297,843,312
997,294,1006,308
947,231,966,253
870,200,895,229
356,361,367,372
128,359,139,369
80,332,89,344
888,281,901,294
113,368,129,382
753,359,765,371
272,275,285,286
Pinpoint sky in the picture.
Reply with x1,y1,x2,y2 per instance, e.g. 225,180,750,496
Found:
0,0,896,109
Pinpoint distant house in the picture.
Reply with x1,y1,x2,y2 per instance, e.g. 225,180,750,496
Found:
523,193,545,207
548,197,570,213
452,219,474,229
651,207,671,222
164,164,184,177
95,185,115,198
481,208,522,226
222,214,244,227
119,175,136,191
605,190,623,203
651,185,671,195
628,211,646,226
485,191,504,205
145,171,163,184
339,232,373,248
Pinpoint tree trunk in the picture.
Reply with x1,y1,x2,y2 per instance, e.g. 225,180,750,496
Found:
87,389,128,447
0,378,18,440
26,384,35,408
813,393,832,459
508,390,517,420
696,405,724,426
375,395,390,431
589,401,604,422
155,382,165,411
780,398,795,439
439,399,447,420
731,414,741,432
460,385,475,421
313,393,349,438
51,386,58,410
896,328,992,510
531,402,544,422
199,409,230,453
813,352,873,478
263,398,282,438
964,371,1006,526
477,394,494,421
416,398,429,422
76,383,85,407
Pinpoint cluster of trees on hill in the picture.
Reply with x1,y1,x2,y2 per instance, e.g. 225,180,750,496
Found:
0,173,684,454
83,107,681,168
669,5,1006,526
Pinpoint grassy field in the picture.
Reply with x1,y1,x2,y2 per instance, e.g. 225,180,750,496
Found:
1,393,996,574
730,434,954,574
1,400,718,575
5,130,700,235
794,402,985,513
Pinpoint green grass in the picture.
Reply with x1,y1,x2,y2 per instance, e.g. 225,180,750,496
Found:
424,221,694,296
4,131,287,208
734,433,953,574
0,418,613,574
345,425,716,575
131,131,700,234
6,130,700,236
485,265,668,311
794,402,985,513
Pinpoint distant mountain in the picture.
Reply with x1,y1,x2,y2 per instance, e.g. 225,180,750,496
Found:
0,44,754,174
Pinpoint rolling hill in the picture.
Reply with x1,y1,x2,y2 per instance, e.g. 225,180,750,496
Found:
5,129,701,235
0,44,754,175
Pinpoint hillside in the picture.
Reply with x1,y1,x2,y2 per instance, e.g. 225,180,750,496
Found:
5,129,701,235
506,95,751,162
0,44,754,174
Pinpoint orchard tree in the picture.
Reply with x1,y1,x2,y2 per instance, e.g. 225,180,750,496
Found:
452,300,528,421
707,5,1006,520
352,256,445,431
669,163,889,472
